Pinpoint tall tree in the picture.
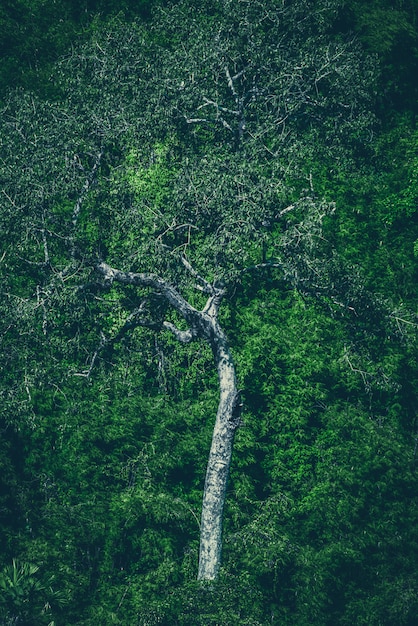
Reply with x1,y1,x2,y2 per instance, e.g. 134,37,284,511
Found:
0,0,379,580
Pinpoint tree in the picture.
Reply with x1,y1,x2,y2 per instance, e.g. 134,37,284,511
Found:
0,0,379,580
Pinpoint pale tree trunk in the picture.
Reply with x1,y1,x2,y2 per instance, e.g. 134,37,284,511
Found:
197,321,241,580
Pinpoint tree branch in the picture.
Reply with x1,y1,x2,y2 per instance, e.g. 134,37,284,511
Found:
72,302,162,378
162,321,194,343
96,262,199,325
202,291,225,320
180,255,215,295
72,151,103,225
275,204,295,219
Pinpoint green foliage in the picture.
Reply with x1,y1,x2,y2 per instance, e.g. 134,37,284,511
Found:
0,0,417,623
221,283,417,625
346,0,418,113
0,0,158,97
0,558,67,625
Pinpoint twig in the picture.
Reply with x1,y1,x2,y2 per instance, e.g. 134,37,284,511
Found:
180,255,214,295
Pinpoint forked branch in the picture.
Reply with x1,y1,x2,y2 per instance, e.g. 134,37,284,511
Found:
96,262,199,325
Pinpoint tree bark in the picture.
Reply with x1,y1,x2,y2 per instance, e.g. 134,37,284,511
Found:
197,320,241,580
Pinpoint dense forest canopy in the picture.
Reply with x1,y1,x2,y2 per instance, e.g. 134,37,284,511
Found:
1,0,417,624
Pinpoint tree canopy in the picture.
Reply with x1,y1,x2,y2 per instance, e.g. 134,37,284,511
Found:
1,0,417,623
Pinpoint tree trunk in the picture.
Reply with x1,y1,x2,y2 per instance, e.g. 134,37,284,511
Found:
95,263,241,580
197,323,241,580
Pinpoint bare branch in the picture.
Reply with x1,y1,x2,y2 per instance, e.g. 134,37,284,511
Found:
73,331,107,378
162,321,194,343
72,150,103,228
200,97,240,116
220,118,234,132
1,189,24,211
73,303,162,377
242,261,283,274
202,291,225,319
96,262,199,325
114,303,163,338
275,204,295,219
185,116,211,125
40,228,50,266
225,66,237,97
180,255,215,295
178,256,226,318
